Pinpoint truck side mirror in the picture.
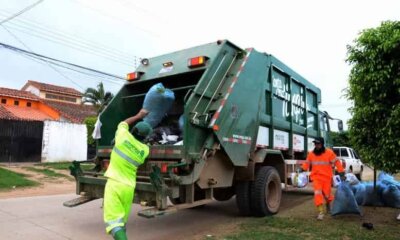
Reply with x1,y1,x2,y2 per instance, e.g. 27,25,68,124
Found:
338,120,343,132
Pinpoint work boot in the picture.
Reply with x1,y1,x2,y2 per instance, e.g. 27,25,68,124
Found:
113,228,128,240
325,203,331,214
317,205,325,221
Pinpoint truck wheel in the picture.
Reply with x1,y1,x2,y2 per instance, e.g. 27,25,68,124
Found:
251,166,281,217
236,181,252,216
355,166,363,181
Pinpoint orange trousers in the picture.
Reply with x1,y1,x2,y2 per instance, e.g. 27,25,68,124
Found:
312,175,334,206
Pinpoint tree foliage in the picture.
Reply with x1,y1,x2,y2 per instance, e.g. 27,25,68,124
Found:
83,82,114,113
329,131,351,147
84,116,97,146
346,20,400,173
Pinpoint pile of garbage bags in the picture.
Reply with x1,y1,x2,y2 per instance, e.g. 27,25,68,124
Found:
331,172,400,216
351,172,400,208
140,83,186,145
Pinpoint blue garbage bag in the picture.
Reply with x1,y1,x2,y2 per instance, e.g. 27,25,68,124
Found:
378,172,400,190
142,83,175,127
331,182,361,216
351,183,366,205
382,184,400,208
363,183,385,207
178,114,185,132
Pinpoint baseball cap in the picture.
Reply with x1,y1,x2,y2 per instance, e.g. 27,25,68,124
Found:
133,121,153,138
312,137,325,145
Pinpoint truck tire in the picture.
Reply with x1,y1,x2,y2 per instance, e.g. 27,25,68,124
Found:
235,181,252,216
251,166,281,217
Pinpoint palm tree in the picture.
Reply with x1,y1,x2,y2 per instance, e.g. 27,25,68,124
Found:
83,82,114,113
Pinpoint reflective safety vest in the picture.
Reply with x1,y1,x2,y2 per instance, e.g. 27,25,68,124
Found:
302,148,344,179
104,122,149,187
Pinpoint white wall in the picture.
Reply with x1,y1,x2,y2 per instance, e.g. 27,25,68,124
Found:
42,120,87,162
25,85,40,96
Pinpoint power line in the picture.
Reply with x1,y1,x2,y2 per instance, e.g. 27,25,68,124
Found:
0,0,44,25
0,9,141,63
0,41,126,83
2,26,85,90
3,23,134,67
69,0,160,38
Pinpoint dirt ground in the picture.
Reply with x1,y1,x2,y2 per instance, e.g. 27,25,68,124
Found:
0,162,75,199
0,163,398,239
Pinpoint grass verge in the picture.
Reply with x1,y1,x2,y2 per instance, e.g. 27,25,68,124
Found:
218,216,400,240
23,166,69,178
36,162,96,171
0,167,39,190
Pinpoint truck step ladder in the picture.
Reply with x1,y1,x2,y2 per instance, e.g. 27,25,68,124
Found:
138,199,214,218
63,196,96,207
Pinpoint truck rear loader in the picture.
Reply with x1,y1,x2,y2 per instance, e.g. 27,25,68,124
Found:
65,40,341,218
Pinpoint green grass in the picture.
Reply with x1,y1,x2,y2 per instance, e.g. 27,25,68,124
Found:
23,166,69,178
35,162,96,171
0,167,39,190
220,216,400,240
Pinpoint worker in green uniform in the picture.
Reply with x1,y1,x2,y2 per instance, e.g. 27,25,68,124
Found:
104,111,152,240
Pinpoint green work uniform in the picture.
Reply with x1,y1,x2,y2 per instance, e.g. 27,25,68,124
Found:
104,122,149,235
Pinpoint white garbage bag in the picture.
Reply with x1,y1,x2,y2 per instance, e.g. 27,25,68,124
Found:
291,172,308,188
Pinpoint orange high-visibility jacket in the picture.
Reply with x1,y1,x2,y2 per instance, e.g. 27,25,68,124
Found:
302,148,344,179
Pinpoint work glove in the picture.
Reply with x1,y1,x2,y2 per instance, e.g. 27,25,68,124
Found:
339,172,346,182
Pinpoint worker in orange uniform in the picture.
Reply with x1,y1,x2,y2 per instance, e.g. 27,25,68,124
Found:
300,137,345,220
104,110,152,240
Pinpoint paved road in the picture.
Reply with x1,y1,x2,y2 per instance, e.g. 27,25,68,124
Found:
0,190,312,240
0,194,246,240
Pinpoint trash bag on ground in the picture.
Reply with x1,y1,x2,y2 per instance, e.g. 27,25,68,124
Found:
351,183,366,205
362,183,385,207
142,83,175,127
378,172,400,189
381,184,400,208
290,172,308,188
331,182,361,216
345,173,360,185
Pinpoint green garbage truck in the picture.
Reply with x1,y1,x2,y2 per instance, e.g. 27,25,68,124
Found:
64,40,342,217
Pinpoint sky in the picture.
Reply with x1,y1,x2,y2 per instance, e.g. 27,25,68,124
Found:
0,0,399,130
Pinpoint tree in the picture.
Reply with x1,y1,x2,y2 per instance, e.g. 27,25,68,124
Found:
346,20,400,173
329,131,351,147
84,116,97,146
83,82,114,113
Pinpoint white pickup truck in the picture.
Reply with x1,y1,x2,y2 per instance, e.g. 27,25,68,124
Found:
332,146,364,180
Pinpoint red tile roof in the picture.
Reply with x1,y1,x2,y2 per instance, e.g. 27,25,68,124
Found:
0,87,40,101
44,99,97,123
0,105,54,121
21,80,83,97
0,105,19,120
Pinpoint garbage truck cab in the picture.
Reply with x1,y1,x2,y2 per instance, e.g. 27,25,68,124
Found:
65,40,342,217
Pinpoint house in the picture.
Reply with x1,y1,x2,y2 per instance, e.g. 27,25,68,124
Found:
22,80,83,104
21,80,97,123
0,87,60,121
0,81,97,163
